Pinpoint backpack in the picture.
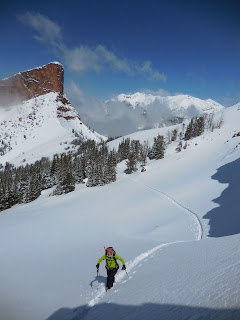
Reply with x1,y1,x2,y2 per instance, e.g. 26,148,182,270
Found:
104,246,119,269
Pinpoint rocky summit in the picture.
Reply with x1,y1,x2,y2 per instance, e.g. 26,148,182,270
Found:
0,62,64,106
0,62,104,166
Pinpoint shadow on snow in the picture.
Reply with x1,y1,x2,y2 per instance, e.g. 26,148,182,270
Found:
46,302,240,320
89,275,106,289
203,157,240,237
45,160,240,320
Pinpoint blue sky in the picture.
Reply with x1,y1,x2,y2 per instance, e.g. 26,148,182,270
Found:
1,0,240,106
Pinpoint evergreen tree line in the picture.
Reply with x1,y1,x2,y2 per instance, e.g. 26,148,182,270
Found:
184,113,224,141
0,113,223,212
167,114,224,152
118,135,165,174
0,133,167,211
0,140,117,212
184,115,205,140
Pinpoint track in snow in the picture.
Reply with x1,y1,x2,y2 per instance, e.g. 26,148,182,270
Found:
143,183,203,240
86,177,204,310
127,175,203,240
88,242,180,308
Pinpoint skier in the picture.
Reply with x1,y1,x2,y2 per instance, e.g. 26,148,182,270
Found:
96,247,126,290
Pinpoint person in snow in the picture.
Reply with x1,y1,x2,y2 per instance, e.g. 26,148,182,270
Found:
96,247,126,289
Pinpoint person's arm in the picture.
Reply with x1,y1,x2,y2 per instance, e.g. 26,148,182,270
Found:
97,255,106,265
115,254,125,266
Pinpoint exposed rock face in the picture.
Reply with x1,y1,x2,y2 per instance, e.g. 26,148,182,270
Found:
0,62,64,106
56,94,81,121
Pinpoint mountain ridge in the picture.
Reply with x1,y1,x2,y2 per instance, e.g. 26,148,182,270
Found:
112,91,224,115
0,63,105,166
0,98,240,320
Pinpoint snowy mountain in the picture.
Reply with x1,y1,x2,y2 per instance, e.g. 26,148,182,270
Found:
114,92,224,114
0,63,105,166
0,92,104,166
0,102,240,320
97,92,225,136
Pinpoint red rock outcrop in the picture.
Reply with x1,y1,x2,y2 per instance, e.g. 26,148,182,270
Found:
0,62,64,106
56,94,81,121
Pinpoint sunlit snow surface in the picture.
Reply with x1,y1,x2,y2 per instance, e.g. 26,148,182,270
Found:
0,105,240,320
115,92,224,114
0,92,105,166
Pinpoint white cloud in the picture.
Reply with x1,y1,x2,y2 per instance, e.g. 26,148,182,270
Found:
140,61,167,82
141,88,170,96
96,45,132,74
63,45,167,81
18,12,167,82
18,12,62,47
63,46,102,73
66,82,181,137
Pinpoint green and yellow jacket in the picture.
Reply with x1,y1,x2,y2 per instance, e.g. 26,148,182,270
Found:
97,253,125,270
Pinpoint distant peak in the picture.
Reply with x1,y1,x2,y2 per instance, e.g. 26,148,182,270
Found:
112,91,224,113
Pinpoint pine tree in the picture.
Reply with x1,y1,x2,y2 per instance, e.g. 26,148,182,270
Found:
148,135,165,160
86,163,96,187
139,141,148,167
130,140,141,161
51,154,60,184
196,116,205,136
105,150,117,183
185,118,194,140
118,138,130,161
171,129,178,141
72,156,85,183
126,152,137,174
28,164,41,201
62,171,75,193
192,117,199,137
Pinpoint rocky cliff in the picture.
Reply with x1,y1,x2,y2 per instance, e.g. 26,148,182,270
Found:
0,62,64,106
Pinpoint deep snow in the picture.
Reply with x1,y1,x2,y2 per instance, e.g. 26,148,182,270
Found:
0,92,105,166
0,104,240,320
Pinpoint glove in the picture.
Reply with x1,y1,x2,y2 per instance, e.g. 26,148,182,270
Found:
122,265,126,270
96,263,99,270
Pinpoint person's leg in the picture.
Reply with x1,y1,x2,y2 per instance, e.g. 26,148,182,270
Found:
107,268,117,289
112,266,119,284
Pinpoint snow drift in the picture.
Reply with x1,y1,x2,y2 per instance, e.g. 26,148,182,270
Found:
0,102,240,320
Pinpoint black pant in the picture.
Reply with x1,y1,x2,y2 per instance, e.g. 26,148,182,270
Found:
106,267,118,289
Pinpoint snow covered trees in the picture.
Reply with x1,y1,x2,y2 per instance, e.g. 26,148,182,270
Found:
3,112,221,212
185,116,205,140
0,159,52,211
0,139,118,211
125,152,137,174
118,135,165,173
52,154,75,195
86,142,117,187
148,135,165,160
118,138,130,161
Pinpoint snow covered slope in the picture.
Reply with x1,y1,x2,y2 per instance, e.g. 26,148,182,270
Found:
0,92,105,166
0,104,240,320
114,92,224,114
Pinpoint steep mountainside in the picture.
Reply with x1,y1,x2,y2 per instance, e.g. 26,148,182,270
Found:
0,103,240,320
0,63,105,166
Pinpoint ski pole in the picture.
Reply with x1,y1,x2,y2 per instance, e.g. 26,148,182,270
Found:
125,270,129,278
